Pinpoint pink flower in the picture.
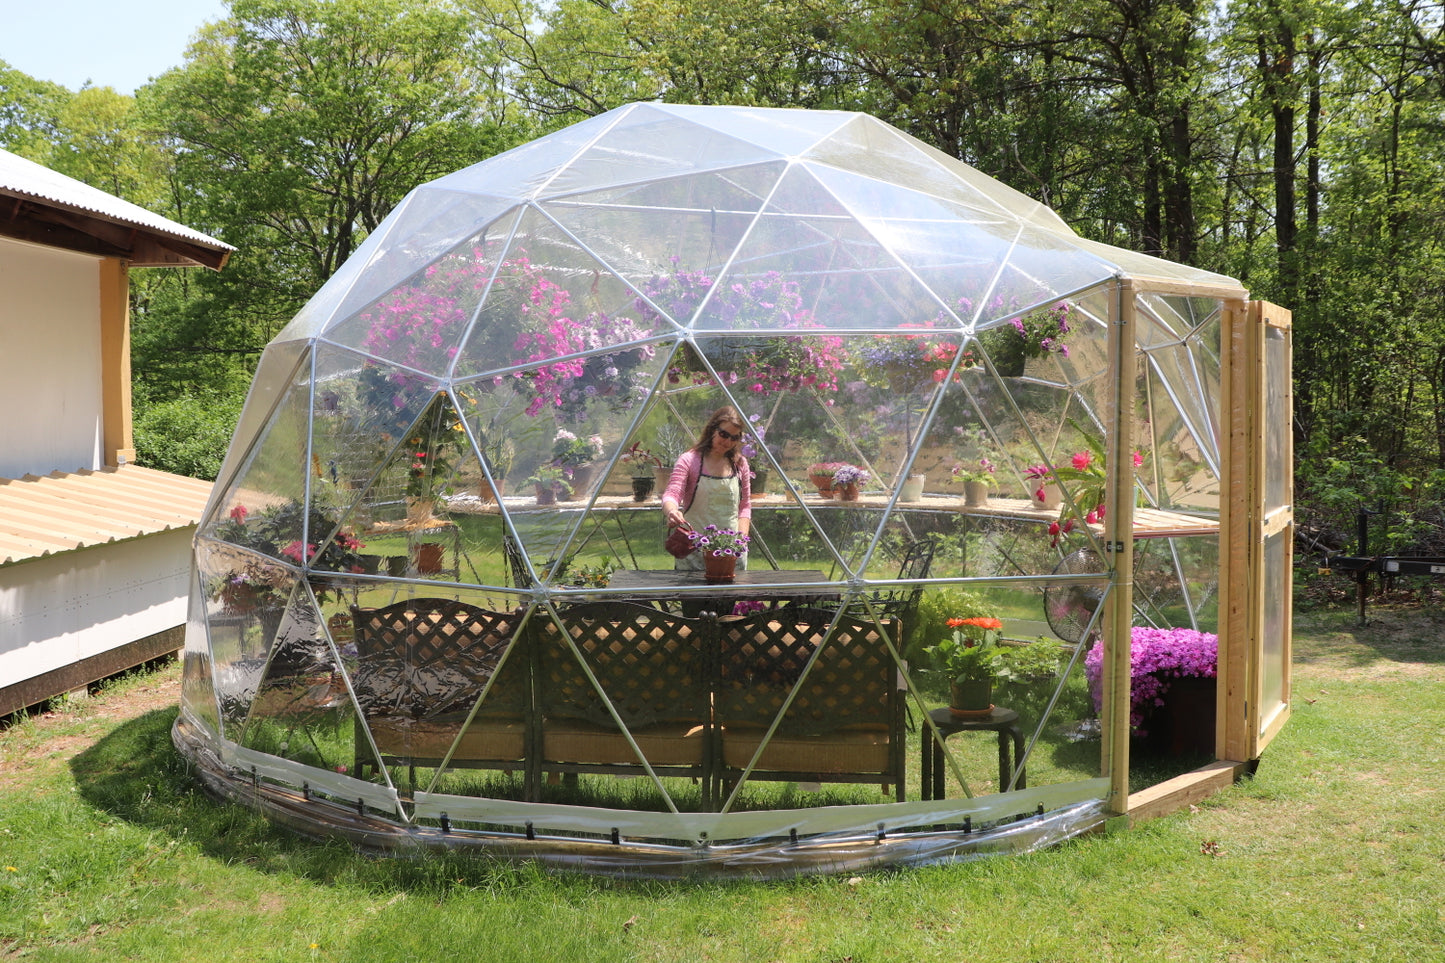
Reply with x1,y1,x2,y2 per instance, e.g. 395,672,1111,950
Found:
1072,451,1092,470
229,504,248,523
1132,450,1144,468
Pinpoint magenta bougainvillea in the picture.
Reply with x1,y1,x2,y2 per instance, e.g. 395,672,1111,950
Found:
1084,627,1218,732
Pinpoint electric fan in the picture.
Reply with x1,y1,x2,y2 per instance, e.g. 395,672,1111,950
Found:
1043,548,1107,644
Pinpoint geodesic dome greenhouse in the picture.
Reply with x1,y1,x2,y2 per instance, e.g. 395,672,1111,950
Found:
174,103,1294,879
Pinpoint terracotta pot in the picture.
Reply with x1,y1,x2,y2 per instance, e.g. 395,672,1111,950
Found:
630,475,655,502
478,477,505,504
899,473,925,501
964,480,990,508
703,551,737,583
567,463,595,500
808,472,834,497
949,679,994,718
413,542,445,575
836,482,860,502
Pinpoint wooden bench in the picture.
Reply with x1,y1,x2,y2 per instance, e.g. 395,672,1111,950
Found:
349,598,904,807
715,608,906,801
350,599,533,794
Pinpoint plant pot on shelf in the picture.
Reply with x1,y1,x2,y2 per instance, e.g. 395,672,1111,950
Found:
751,468,770,497
703,551,737,583
534,484,557,506
413,542,445,575
630,475,655,502
836,482,861,502
653,465,672,494
566,463,595,500
964,480,990,508
478,477,506,504
808,472,834,497
899,473,925,501
949,679,994,718
1031,482,1063,512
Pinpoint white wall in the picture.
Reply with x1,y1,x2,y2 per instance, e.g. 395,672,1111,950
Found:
0,530,193,686
0,236,103,478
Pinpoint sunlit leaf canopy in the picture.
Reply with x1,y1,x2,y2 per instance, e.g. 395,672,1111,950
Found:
177,103,1244,876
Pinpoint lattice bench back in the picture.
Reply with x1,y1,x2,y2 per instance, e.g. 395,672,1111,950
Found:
350,599,523,720
536,601,713,729
717,609,897,736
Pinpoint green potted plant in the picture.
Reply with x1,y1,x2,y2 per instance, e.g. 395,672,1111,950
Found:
951,457,997,507
924,615,1003,717
552,429,604,499
477,434,515,503
622,441,663,501
526,465,573,505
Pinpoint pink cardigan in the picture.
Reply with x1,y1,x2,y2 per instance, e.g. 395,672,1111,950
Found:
662,449,752,520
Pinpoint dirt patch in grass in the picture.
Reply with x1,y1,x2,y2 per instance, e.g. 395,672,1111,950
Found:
0,662,181,787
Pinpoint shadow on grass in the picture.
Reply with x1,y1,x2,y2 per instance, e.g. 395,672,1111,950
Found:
68,706,581,894
1293,603,1445,669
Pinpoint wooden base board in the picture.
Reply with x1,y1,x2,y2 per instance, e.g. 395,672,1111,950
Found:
1126,759,1248,825
0,626,182,717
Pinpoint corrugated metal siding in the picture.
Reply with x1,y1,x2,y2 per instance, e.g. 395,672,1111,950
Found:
0,465,212,566
0,147,232,254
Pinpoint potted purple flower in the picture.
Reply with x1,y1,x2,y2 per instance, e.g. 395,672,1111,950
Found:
1084,627,1219,755
831,464,870,501
687,525,750,582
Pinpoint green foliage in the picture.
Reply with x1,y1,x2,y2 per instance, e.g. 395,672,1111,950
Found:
908,587,992,662
921,619,1001,684
132,392,242,480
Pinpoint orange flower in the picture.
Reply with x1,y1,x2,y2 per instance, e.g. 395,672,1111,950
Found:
945,617,966,627
959,616,1003,631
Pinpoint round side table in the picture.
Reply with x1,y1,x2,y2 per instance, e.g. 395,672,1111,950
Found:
920,705,1026,799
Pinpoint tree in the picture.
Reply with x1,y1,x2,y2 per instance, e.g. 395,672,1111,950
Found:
145,0,518,353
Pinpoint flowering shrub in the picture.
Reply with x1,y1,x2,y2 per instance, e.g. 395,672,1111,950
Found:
640,260,846,393
1006,302,1073,360
1049,437,1147,543
214,500,367,605
552,429,604,468
687,524,750,557
1084,627,1218,733
503,256,657,419
740,415,780,465
857,326,976,389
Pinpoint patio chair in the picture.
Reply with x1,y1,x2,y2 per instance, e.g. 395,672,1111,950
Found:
350,598,536,796
714,607,906,801
534,600,717,809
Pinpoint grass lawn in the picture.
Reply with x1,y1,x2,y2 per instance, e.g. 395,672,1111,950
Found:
1,601,1442,961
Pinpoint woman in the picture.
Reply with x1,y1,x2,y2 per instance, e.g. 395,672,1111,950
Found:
661,405,753,571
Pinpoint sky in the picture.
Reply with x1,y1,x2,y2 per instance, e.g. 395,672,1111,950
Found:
2,0,229,95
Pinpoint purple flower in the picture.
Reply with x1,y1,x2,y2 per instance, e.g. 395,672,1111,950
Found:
1085,628,1217,732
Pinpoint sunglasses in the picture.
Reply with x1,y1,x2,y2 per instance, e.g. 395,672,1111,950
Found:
715,427,742,441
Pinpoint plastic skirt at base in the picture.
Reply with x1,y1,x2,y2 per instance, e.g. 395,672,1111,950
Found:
172,712,1109,881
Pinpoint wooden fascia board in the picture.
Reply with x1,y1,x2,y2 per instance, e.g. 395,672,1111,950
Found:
0,191,229,270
